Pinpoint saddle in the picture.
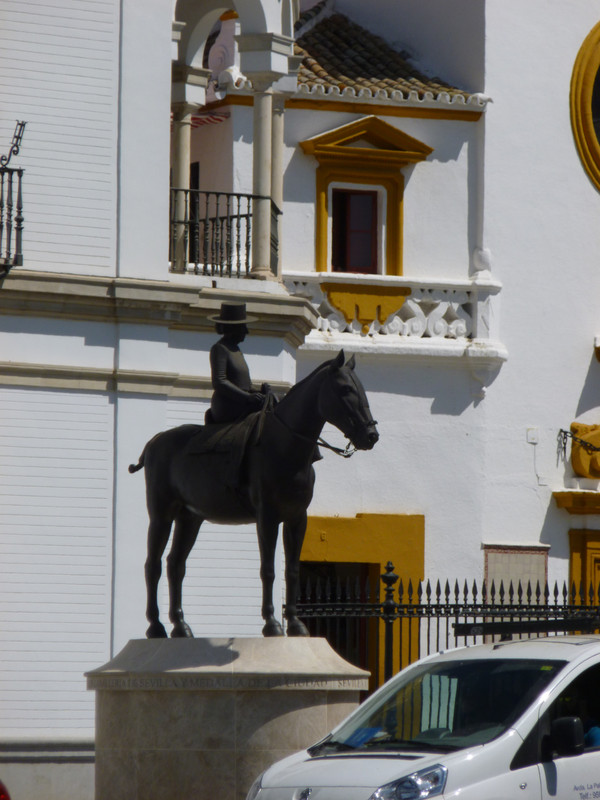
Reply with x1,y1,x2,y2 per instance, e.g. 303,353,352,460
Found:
184,405,268,491
186,411,260,457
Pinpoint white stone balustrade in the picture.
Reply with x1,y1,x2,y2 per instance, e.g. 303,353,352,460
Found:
283,273,507,393
283,272,501,342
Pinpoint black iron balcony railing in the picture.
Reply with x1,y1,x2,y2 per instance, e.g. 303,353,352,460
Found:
169,188,280,277
0,166,24,276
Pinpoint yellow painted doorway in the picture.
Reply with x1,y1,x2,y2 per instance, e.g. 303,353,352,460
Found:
300,513,425,690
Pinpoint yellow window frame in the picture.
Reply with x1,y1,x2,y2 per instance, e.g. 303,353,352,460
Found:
300,116,433,275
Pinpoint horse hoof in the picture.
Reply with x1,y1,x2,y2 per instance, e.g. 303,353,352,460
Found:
146,622,168,639
171,622,194,638
286,619,310,637
262,619,284,637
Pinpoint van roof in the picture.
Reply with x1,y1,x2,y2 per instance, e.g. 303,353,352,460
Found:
423,635,600,665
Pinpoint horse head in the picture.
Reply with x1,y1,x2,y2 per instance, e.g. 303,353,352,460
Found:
319,350,379,451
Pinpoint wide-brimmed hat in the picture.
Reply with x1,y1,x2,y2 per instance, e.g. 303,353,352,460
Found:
208,301,257,324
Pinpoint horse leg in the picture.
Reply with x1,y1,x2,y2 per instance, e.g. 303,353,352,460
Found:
167,508,202,638
145,515,173,638
257,511,284,636
283,514,310,637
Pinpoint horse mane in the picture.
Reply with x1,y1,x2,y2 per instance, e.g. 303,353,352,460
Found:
283,354,341,401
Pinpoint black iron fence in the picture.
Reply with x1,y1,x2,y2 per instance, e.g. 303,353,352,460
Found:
0,167,24,276
169,188,280,277
295,561,600,694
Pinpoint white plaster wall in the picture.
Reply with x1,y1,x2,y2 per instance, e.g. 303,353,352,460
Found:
477,1,600,586
286,1,600,592
0,0,120,276
0,316,116,371
190,116,235,193
0,387,113,739
281,108,477,277
297,349,489,580
118,0,172,280
0,0,172,280
232,105,255,194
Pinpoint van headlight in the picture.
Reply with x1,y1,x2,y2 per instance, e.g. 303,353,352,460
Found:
369,764,447,800
245,772,263,800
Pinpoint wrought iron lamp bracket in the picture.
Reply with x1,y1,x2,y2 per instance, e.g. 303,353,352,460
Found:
0,121,26,168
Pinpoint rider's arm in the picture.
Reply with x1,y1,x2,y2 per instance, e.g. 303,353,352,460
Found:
210,343,263,403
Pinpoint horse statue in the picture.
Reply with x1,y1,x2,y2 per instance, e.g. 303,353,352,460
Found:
129,349,379,638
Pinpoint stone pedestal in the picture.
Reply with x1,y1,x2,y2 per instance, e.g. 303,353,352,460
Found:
86,638,369,800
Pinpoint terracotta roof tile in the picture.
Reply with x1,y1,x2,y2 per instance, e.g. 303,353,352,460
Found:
294,11,475,104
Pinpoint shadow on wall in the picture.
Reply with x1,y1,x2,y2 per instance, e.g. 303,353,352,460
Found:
539,498,572,564
299,357,499,416
576,352,600,418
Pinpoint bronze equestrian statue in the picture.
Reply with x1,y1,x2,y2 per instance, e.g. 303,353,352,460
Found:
129,345,379,638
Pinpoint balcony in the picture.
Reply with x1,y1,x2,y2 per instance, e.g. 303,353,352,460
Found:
169,188,280,278
0,166,24,278
283,271,507,390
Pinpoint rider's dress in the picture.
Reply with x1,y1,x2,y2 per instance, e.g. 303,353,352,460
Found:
209,339,263,424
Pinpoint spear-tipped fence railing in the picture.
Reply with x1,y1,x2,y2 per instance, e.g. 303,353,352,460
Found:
293,561,600,693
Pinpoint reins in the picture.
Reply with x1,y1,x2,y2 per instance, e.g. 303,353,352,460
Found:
270,407,357,458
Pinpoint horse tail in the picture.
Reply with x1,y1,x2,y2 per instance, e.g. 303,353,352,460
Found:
128,457,144,474
128,429,166,473
128,443,148,473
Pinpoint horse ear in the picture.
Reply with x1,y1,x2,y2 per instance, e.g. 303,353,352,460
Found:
346,354,356,370
332,349,345,369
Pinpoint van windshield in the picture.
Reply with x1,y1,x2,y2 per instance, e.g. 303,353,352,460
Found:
311,657,566,754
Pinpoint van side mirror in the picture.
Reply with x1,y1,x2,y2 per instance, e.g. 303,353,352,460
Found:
551,716,585,757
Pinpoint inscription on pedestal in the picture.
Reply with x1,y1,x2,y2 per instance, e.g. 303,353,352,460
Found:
88,674,367,691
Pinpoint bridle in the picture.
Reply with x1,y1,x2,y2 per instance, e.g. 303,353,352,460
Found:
271,407,358,458
269,369,376,458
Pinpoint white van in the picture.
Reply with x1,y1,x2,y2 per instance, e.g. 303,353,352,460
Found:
246,635,600,800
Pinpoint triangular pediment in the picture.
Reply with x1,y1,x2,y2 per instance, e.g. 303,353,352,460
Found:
300,115,433,165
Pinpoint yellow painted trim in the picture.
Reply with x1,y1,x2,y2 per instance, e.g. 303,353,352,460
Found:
569,529,600,604
571,21,600,191
302,513,425,686
569,423,600,478
300,115,433,160
553,491,600,515
302,118,430,276
314,166,403,274
322,282,411,332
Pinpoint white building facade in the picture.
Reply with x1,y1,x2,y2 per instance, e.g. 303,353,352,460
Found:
2,1,600,797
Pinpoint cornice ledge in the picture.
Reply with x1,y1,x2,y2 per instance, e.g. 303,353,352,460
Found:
553,490,600,515
0,360,291,398
0,270,319,345
294,82,491,110
299,331,507,362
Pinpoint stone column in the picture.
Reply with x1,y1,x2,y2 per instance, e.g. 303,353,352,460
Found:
87,637,368,800
271,94,285,279
169,66,210,273
171,103,195,273
237,32,294,280
251,81,275,279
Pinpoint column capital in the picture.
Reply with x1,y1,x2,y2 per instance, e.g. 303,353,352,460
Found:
171,64,212,107
236,32,295,79
171,102,198,121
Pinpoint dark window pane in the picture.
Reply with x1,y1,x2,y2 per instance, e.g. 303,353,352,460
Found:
331,189,377,274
